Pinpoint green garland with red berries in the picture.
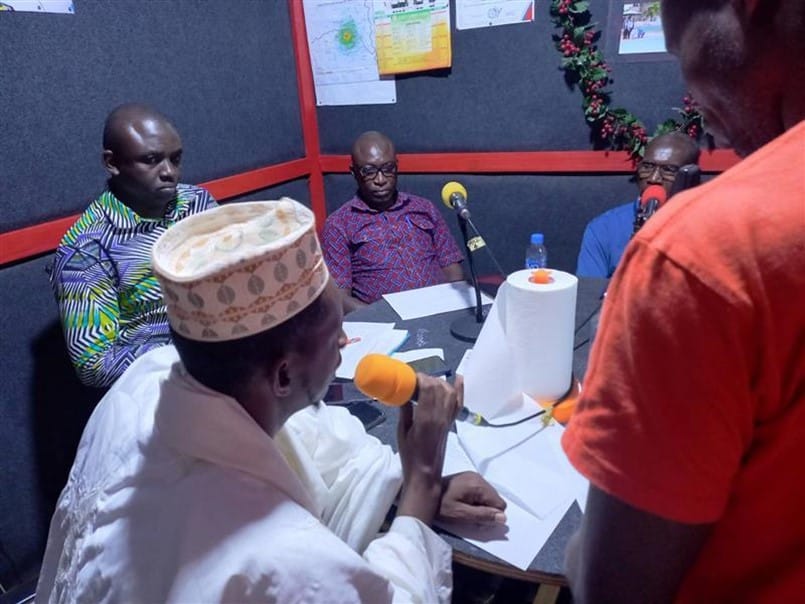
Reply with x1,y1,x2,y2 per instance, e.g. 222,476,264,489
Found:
550,0,704,161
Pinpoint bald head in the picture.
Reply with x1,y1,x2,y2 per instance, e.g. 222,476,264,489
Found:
103,103,177,154
351,131,395,163
350,131,398,209
646,132,700,165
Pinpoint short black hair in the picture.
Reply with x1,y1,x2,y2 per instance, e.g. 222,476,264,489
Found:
171,292,328,397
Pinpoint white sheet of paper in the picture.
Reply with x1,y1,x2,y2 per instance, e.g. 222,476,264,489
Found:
457,406,577,520
443,432,477,476
383,282,493,321
436,491,570,571
456,349,472,377
456,0,534,31
337,322,408,379
4,0,75,13
314,79,397,106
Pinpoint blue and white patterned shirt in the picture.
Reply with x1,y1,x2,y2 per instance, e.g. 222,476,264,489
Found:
50,184,217,387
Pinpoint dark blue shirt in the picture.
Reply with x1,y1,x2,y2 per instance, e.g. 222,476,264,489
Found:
576,200,636,278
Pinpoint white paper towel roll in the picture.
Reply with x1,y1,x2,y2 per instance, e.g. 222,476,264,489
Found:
504,269,578,401
463,269,578,417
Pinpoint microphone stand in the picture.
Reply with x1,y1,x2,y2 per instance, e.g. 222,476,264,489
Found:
450,214,486,343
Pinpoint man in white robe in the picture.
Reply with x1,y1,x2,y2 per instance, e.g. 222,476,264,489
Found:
36,199,506,603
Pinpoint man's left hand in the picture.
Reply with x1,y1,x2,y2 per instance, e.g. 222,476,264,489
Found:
438,472,507,525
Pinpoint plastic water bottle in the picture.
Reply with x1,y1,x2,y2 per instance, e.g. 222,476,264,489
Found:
525,233,548,269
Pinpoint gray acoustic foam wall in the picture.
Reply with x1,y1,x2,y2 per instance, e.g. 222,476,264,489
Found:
317,0,687,153
0,0,303,232
0,180,308,589
227,178,311,207
323,173,638,277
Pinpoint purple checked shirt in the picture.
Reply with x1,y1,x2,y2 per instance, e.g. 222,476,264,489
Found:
322,192,464,304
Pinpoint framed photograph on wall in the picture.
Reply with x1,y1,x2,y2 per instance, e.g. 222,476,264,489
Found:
606,1,674,62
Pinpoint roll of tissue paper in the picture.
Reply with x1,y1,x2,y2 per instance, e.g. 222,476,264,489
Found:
504,269,578,401
464,269,578,417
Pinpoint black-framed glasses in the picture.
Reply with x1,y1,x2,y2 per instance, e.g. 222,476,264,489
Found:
353,162,398,180
637,161,680,180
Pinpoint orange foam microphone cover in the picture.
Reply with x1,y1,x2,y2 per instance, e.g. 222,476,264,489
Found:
354,354,418,406
640,184,668,208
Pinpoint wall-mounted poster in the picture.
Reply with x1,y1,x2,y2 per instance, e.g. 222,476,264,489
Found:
456,0,534,31
302,0,396,106
375,0,452,75
0,0,73,13
618,2,666,55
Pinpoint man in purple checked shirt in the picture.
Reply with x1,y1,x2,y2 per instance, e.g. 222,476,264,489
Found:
322,131,465,313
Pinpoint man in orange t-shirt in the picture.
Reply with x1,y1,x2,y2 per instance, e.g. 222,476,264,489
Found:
561,1,805,602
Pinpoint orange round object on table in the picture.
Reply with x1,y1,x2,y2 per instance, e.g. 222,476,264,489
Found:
529,269,552,284
536,378,581,424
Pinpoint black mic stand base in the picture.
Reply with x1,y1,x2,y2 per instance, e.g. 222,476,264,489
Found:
450,311,486,343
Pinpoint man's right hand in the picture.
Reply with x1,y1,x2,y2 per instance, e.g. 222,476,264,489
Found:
395,374,460,526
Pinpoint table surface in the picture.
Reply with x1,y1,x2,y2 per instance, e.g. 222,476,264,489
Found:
340,277,607,583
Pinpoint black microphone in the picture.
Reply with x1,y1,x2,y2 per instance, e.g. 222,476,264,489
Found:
441,182,471,220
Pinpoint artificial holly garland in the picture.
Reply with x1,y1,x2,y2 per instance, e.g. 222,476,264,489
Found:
550,0,705,161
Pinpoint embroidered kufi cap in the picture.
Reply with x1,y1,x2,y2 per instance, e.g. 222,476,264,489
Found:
152,198,329,342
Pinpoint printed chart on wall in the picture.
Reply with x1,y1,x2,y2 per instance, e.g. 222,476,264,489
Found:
456,0,534,30
0,0,74,13
303,0,396,106
376,0,452,75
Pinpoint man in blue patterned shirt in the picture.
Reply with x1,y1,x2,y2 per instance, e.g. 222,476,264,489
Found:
50,104,217,387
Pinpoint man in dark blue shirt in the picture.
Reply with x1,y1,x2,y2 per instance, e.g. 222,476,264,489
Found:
576,132,700,278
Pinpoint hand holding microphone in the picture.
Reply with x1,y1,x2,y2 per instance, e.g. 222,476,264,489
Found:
354,354,506,526
355,354,459,524
354,354,487,424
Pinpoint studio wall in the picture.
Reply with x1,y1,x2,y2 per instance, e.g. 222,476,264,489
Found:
317,0,687,153
0,0,306,587
0,0,303,232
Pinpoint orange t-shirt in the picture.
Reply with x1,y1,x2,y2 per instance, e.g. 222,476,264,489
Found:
563,121,805,602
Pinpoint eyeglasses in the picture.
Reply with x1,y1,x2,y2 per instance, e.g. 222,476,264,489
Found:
353,162,398,180
637,161,680,180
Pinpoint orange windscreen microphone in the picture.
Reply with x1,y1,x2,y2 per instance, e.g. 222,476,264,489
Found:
354,354,488,425
633,184,668,235
639,184,668,209
441,181,471,220
354,354,577,429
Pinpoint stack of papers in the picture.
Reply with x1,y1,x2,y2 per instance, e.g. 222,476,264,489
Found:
440,349,589,570
336,322,408,379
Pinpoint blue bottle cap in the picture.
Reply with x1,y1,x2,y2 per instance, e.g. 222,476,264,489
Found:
530,233,544,245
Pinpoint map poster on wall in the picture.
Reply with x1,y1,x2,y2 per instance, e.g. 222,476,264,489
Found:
0,0,74,13
375,0,452,75
302,0,396,106
456,0,534,31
